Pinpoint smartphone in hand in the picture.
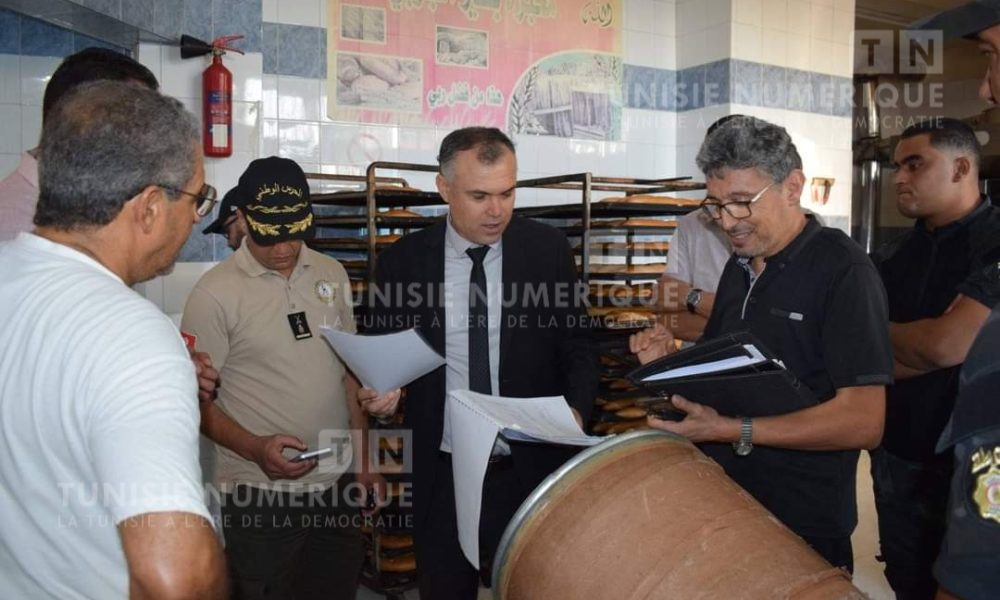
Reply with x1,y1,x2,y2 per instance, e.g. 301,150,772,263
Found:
291,447,333,462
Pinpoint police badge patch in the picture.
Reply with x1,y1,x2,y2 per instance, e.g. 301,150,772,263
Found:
315,280,335,305
971,446,1000,524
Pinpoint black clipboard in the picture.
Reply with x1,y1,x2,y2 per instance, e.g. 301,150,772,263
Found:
627,331,817,418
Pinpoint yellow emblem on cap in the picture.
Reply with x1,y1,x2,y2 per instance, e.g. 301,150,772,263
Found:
315,280,335,305
971,446,1000,524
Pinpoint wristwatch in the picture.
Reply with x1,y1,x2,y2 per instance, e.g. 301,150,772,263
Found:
733,417,753,456
685,288,703,314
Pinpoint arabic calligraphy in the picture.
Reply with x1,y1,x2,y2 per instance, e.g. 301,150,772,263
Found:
580,1,613,27
427,82,504,109
252,183,305,204
388,0,554,25
507,0,557,24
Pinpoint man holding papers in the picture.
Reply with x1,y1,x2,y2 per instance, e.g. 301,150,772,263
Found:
361,127,598,599
631,116,893,571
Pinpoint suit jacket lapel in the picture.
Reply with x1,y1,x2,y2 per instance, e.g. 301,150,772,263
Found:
423,222,447,356
500,218,523,375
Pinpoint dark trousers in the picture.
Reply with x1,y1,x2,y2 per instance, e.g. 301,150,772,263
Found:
414,453,526,600
871,448,952,600
801,534,853,574
220,483,365,600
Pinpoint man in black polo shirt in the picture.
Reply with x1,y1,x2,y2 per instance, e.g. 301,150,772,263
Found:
870,120,1000,598
906,3,1000,598
631,116,893,571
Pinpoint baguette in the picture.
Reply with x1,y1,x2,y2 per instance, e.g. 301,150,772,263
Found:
381,208,421,218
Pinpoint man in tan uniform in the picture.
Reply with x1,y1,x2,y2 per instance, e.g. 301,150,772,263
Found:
182,157,376,599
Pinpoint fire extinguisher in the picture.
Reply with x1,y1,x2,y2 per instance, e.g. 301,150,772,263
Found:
181,34,245,158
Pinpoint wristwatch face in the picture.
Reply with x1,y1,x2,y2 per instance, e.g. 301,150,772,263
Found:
685,288,702,312
734,440,752,456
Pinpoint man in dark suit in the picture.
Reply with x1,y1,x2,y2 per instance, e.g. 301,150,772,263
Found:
359,127,598,599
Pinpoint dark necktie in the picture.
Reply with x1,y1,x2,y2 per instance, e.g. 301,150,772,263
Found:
466,246,491,394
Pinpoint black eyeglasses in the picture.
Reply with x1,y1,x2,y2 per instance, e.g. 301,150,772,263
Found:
700,182,776,220
161,183,218,217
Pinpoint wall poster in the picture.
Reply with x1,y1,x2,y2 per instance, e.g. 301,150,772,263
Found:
327,0,623,139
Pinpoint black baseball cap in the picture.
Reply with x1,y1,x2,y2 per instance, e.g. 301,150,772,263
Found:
238,156,315,245
202,186,244,235
909,0,1000,40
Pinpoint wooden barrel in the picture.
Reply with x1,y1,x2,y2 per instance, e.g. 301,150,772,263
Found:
492,430,864,599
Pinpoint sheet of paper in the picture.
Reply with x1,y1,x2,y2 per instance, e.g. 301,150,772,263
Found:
642,343,768,382
319,327,445,394
446,390,605,568
445,393,501,571
467,391,603,446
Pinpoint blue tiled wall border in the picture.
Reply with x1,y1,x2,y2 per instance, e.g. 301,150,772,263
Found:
624,60,853,117
0,8,127,57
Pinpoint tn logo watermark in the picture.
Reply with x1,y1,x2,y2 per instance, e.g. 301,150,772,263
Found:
856,30,943,75
312,429,413,474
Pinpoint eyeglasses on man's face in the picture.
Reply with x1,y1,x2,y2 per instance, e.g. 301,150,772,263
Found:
161,183,218,217
699,181,777,221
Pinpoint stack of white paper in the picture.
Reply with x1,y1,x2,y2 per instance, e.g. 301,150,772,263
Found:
446,390,604,568
319,327,446,394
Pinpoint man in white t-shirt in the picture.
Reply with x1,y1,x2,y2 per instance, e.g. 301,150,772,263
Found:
657,209,731,341
0,81,227,598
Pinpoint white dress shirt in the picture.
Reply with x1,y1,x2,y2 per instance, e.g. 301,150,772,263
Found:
440,217,504,453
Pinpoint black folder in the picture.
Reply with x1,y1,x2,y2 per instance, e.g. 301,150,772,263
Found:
627,331,817,418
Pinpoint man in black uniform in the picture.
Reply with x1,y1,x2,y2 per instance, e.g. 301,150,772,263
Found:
631,116,894,571
870,118,1000,600
908,2,1000,598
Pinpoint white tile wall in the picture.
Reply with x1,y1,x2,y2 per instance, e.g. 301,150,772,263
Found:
0,105,22,154
136,42,161,84
761,29,789,67
809,37,835,75
0,54,21,104
810,3,835,42
19,56,59,107
161,262,218,315
787,33,812,70
277,120,321,163
624,30,656,68
653,2,677,37
262,0,278,23
787,1,812,36
732,22,762,63
625,0,657,33
832,6,854,46
762,0,789,31
277,75,323,121
20,105,41,151
0,153,19,179
703,0,733,29
275,0,322,27
261,74,278,119
734,0,763,27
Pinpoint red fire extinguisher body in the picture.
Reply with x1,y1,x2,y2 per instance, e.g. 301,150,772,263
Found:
203,52,232,157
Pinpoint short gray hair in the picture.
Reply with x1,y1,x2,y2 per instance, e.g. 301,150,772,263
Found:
35,80,199,230
695,116,802,182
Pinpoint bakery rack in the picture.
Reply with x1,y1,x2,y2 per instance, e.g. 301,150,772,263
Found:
306,165,444,597
512,172,705,435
